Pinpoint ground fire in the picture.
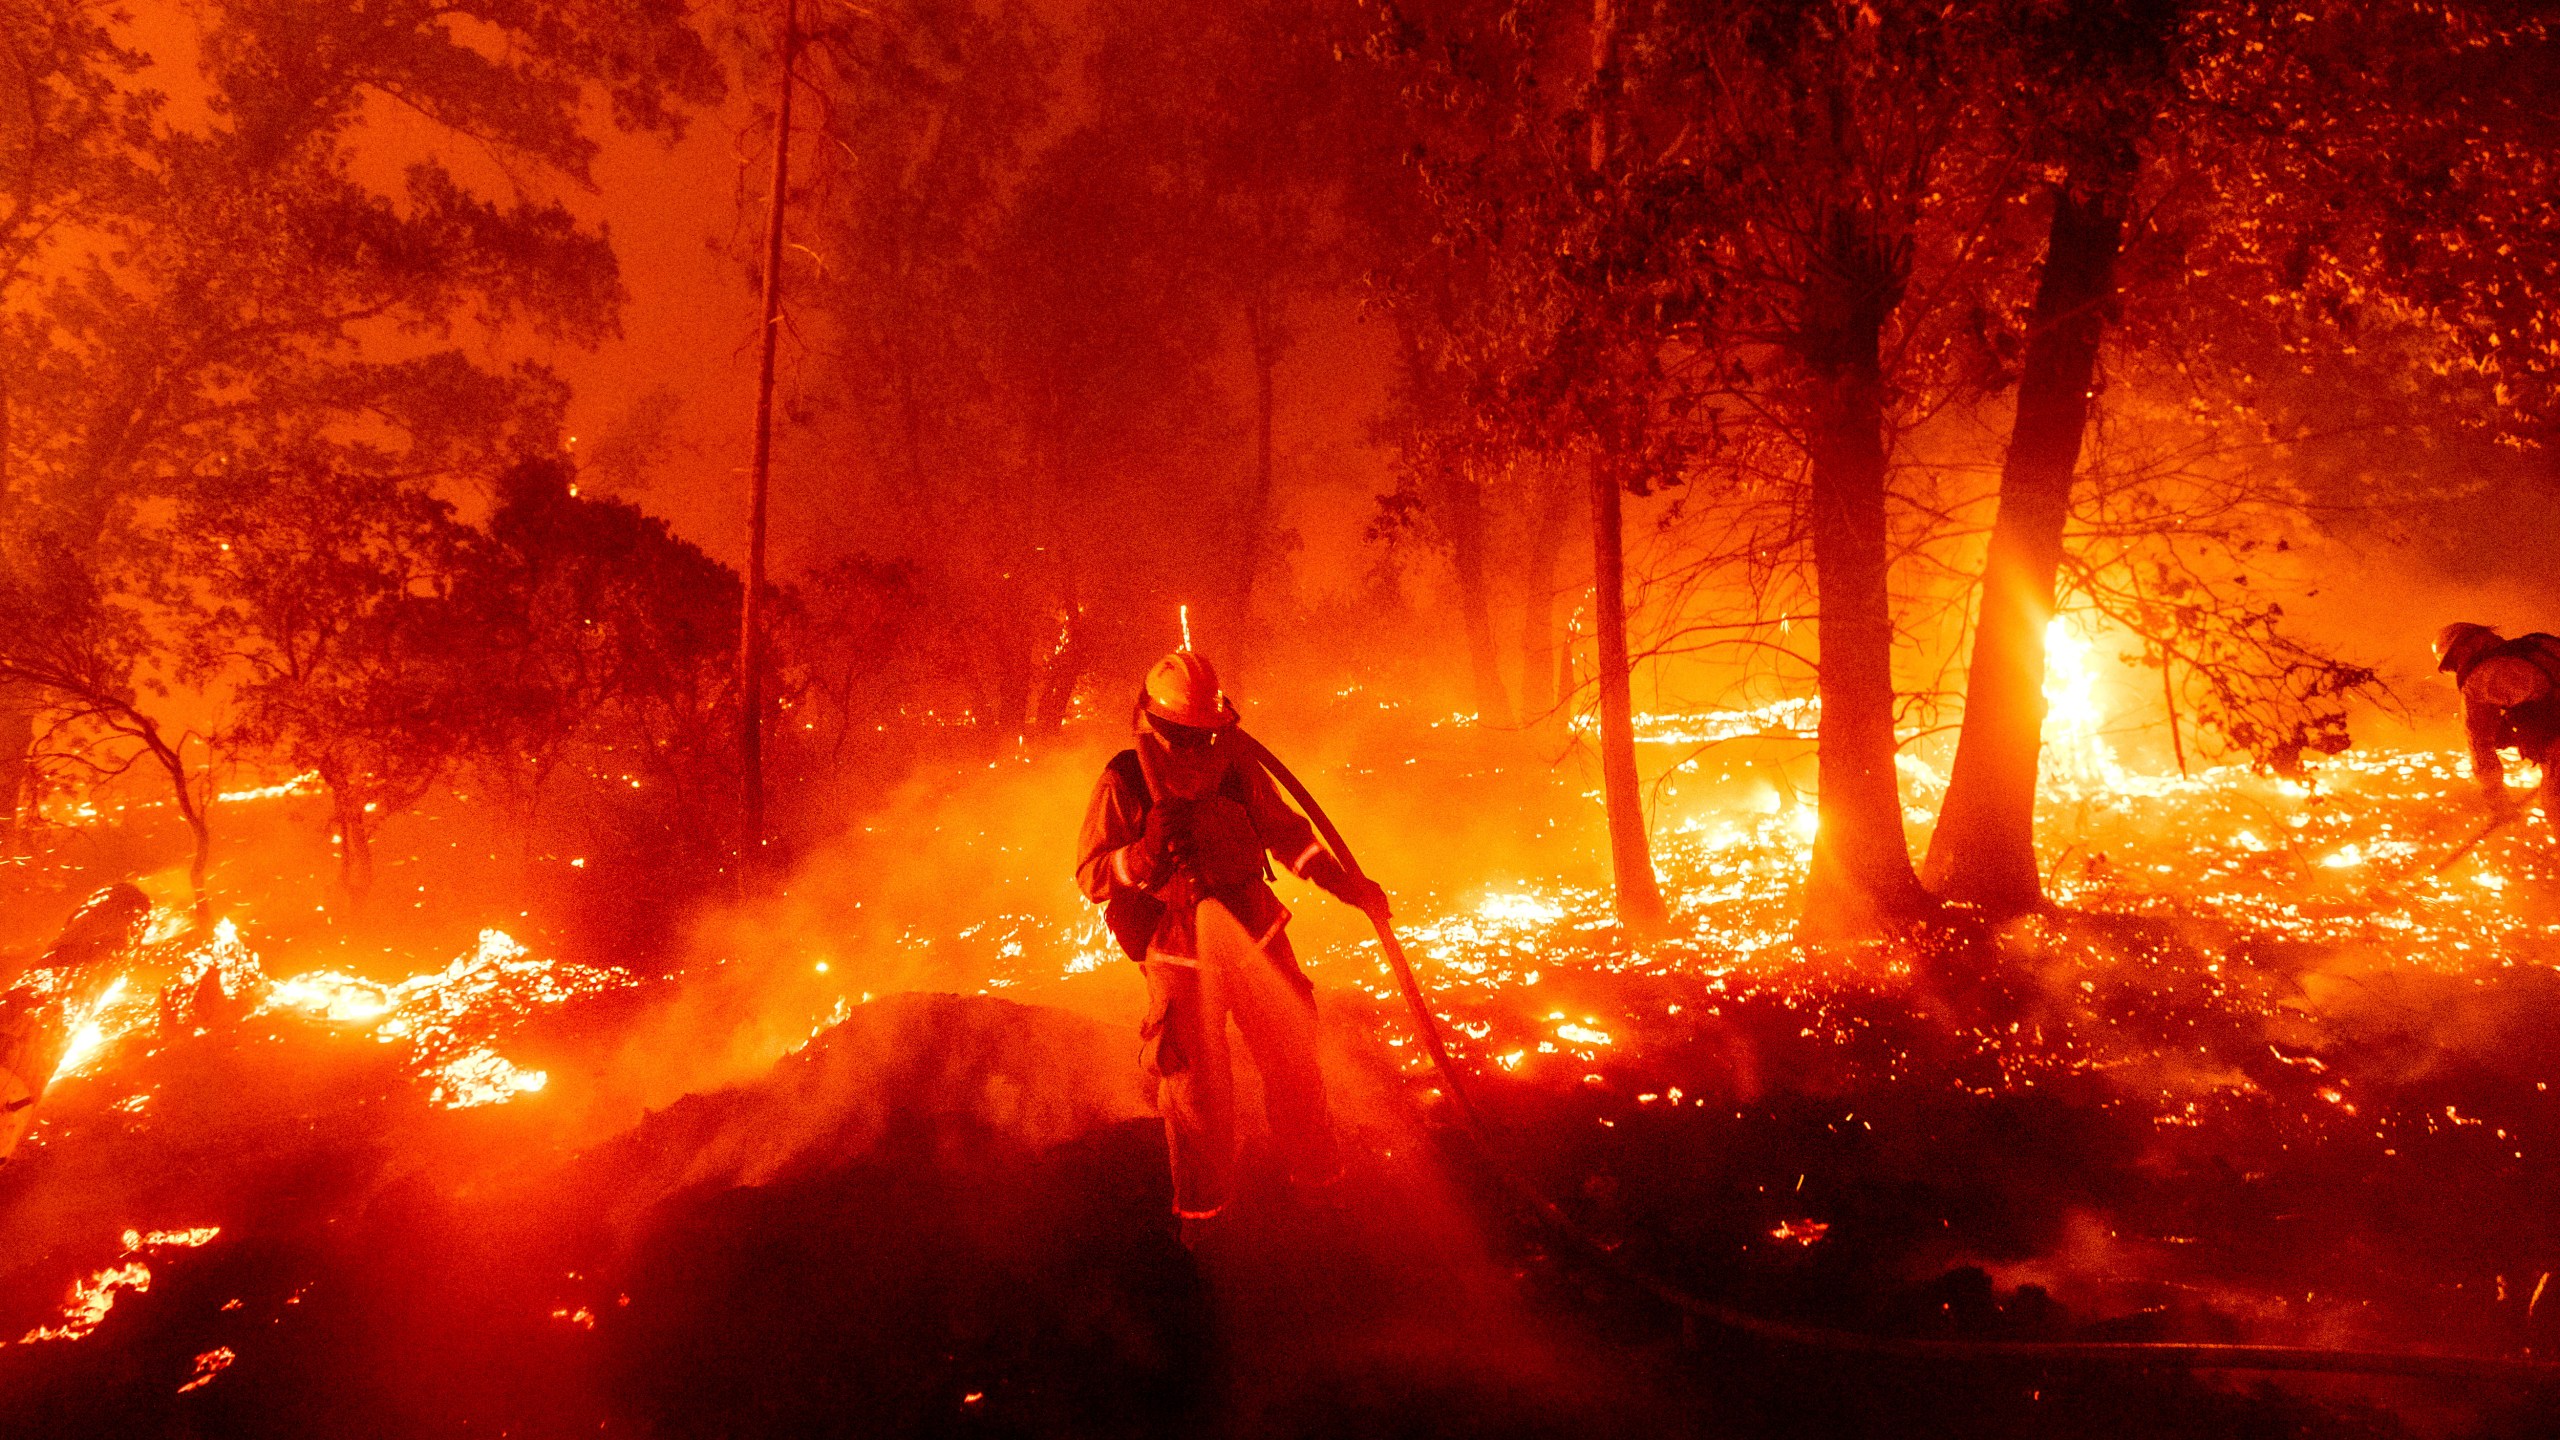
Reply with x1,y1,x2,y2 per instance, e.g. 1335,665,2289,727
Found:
6,1,2560,1437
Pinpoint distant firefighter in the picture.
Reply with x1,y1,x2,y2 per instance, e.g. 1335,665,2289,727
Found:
1076,651,1388,1234
2437,622,2560,826
0,884,153,1161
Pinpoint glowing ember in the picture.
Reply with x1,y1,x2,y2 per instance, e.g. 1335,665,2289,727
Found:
263,970,398,1024
178,1345,237,1393
1477,893,1565,925
36,917,627,1121
216,770,321,803
1769,1219,1830,1247
129,1226,221,1248
429,1048,550,1108
50,975,133,1080
18,1261,155,1344
15,1226,219,1344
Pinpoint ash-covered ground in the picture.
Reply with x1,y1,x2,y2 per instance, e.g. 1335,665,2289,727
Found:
6,714,2560,1438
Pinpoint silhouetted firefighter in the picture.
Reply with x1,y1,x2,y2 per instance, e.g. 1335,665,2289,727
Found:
2438,623,2560,829
1075,651,1388,1240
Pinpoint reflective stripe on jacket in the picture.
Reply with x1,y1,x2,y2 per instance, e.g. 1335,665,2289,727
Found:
1076,746,1328,962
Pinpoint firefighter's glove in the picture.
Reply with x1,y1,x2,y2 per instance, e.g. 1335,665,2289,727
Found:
1305,850,1390,923
1343,875,1393,924
1132,799,1197,885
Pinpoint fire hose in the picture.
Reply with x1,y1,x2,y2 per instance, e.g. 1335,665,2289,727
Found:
1231,728,2560,1384
2432,812,2517,874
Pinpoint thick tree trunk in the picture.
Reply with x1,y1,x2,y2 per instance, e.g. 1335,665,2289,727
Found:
1581,0,1660,929
1799,214,1930,939
1922,182,2125,916
1588,451,1668,932
1519,468,1575,721
1442,467,1515,727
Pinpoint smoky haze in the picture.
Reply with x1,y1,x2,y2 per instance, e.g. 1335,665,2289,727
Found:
7,1,2560,1436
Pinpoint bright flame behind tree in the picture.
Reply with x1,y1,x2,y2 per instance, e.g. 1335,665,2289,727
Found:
2041,613,2122,791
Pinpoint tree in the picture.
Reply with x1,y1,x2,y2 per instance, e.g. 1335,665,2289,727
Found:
779,0,1072,741
0,0,150,849
0,0,717,887
177,451,489,900
1360,0,1672,930
478,458,744,875
1924,0,2174,915
1927,0,2558,913
0,533,216,909
1622,1,2023,937
1081,0,1365,668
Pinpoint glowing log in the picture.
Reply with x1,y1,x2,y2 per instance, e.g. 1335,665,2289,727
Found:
0,885,154,1161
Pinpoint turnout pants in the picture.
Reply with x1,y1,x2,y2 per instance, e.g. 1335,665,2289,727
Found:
1139,899,1336,1217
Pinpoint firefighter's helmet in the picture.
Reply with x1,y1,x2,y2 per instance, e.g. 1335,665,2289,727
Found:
2437,622,2503,676
1141,650,1233,730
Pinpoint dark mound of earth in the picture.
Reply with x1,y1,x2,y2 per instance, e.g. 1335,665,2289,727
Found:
5,992,2549,1438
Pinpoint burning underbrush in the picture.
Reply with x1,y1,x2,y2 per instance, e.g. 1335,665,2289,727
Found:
5,716,2560,1435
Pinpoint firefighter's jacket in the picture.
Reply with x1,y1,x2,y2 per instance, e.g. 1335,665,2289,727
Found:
1076,735,1334,963
2457,632,2560,790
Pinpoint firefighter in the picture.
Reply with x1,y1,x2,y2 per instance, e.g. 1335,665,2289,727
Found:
2437,622,2560,827
1075,651,1388,1233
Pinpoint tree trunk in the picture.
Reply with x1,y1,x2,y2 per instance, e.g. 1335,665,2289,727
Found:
1224,292,1283,676
332,789,374,903
1922,181,2125,916
1442,466,1515,727
984,585,1040,741
1032,574,1086,734
133,719,210,921
738,0,798,890
181,798,211,922
1588,450,1668,932
1519,466,1575,721
1799,211,1930,939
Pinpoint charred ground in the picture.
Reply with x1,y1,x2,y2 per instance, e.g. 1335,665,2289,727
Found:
8,725,2560,1437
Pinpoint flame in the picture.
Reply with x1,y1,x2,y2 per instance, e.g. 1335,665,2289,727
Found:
2041,614,2122,789
179,1346,237,1392
51,976,133,1081
1477,892,1564,926
254,927,626,1107
45,920,623,1113
17,1226,219,1344
216,770,321,803
428,1048,548,1108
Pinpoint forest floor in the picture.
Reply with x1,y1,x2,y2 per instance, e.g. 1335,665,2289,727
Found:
5,710,2560,1437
